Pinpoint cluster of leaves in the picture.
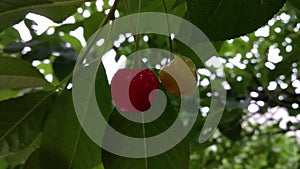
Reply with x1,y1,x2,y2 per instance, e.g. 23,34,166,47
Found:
0,0,299,169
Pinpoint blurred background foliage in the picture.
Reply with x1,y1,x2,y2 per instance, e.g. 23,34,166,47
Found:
0,0,299,168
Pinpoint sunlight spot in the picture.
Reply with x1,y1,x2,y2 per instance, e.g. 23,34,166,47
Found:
128,36,134,42
225,62,234,69
96,0,104,11
97,39,105,46
292,103,299,109
267,81,277,91
67,83,73,89
102,50,126,83
115,10,120,18
275,27,281,33
200,78,210,87
104,9,110,15
198,68,211,77
265,62,276,70
143,35,149,42
250,91,259,98
13,21,32,41
257,101,265,107
285,37,292,43
70,27,86,46
248,103,259,113
77,7,83,13
22,47,32,54
222,81,231,90
26,13,58,35
241,36,249,42
108,0,115,6
205,56,222,68
268,45,282,63
236,76,242,82
46,27,55,35
83,10,91,18
286,45,293,53
210,145,217,152
229,54,246,69
279,81,288,89
43,59,50,64
201,107,209,117
160,58,168,65
292,80,300,88
85,2,91,7
280,13,290,23
32,60,41,67
256,73,261,78
255,25,269,37
246,52,253,59
45,74,53,82
268,19,276,26
227,39,234,44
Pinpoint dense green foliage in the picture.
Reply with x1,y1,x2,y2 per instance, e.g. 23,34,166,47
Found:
0,0,300,168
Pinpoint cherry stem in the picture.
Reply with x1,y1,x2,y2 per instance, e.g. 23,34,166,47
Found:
124,0,143,69
160,0,174,61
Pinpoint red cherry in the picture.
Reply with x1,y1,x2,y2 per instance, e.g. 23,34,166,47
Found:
129,69,159,112
111,68,159,113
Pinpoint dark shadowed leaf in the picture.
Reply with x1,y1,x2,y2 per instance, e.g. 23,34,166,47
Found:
4,135,41,168
53,55,76,81
95,63,112,120
187,0,286,40
102,106,190,169
39,90,101,169
0,0,85,32
0,92,54,156
0,57,50,89
23,150,42,169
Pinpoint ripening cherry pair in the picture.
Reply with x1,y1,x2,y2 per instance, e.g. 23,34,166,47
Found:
110,56,197,113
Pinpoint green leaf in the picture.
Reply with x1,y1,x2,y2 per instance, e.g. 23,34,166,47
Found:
38,90,101,169
118,0,186,17
0,158,8,169
61,34,83,54
0,57,50,89
0,0,85,32
0,92,54,156
0,90,20,102
4,135,41,168
30,5,79,23
0,27,20,46
187,0,286,40
102,107,190,169
288,0,300,10
95,63,112,121
83,12,106,40
92,164,105,169
23,150,42,169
